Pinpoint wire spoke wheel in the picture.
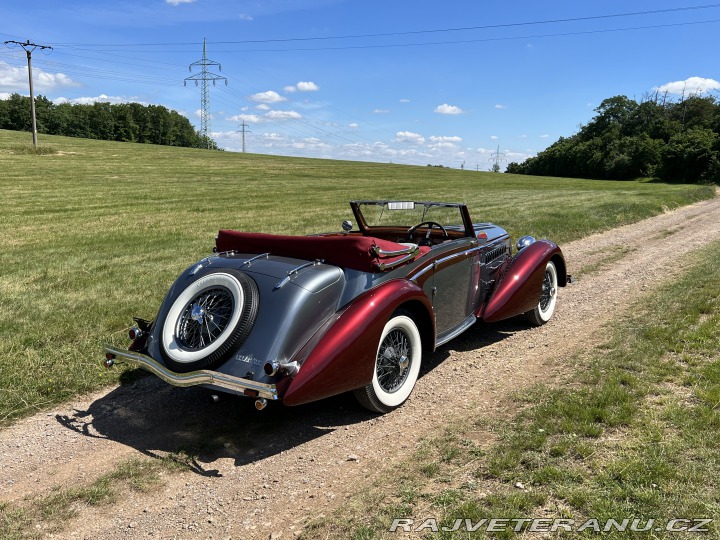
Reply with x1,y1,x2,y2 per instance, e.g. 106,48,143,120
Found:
539,268,555,312
526,260,558,326
176,287,234,350
160,269,259,372
376,329,411,393
354,311,422,413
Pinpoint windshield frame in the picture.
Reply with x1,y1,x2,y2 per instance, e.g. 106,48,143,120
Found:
350,200,474,238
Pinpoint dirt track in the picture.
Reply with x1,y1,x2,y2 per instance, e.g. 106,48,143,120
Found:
1,191,719,539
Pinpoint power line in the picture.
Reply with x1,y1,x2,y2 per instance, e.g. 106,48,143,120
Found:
3,39,53,147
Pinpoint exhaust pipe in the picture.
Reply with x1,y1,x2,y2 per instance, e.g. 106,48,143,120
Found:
263,360,299,377
104,353,116,368
255,398,267,411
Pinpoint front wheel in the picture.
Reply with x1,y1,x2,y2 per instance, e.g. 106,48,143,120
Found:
159,269,259,372
526,260,558,326
354,311,422,414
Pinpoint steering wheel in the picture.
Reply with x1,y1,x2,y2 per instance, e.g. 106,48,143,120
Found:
407,221,449,245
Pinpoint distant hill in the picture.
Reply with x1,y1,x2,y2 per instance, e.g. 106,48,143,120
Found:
507,94,720,184
0,93,217,150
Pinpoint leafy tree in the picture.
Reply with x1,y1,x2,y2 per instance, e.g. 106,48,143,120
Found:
0,94,213,150
509,93,720,184
657,128,718,183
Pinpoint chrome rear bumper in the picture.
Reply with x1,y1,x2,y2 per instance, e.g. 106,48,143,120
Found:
104,346,279,400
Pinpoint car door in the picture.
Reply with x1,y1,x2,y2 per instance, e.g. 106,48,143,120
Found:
427,239,480,343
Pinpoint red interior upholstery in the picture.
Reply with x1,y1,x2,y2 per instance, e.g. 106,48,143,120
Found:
216,230,430,273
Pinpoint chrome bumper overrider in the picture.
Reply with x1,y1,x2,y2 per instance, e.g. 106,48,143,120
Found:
104,347,279,400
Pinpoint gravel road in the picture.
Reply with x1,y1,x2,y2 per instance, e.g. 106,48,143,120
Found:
1,191,719,539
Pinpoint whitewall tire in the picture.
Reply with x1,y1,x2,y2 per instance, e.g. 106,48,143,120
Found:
355,311,422,413
526,260,558,326
159,269,259,372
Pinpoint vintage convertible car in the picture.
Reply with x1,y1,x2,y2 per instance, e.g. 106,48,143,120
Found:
104,201,570,413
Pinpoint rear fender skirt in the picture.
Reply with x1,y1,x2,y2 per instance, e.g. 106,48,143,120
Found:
479,240,566,323
282,280,434,406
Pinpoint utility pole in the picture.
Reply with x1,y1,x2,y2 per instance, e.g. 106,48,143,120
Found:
184,38,226,149
238,121,251,153
4,39,53,148
489,144,506,172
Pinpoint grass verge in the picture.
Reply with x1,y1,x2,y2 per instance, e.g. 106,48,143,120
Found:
302,241,720,539
0,454,192,539
0,128,715,424
6,144,59,155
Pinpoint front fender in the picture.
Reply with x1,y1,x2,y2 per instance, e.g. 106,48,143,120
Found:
480,240,566,323
283,279,434,406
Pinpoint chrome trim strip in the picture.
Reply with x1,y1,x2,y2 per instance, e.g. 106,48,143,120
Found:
239,252,270,267
410,245,485,281
436,314,477,347
274,259,324,289
104,347,279,400
376,251,420,271
371,245,419,258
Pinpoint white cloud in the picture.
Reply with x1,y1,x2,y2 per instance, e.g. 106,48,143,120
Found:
238,13,254,21
266,110,302,120
540,134,549,138
495,104,507,109
399,98,410,103
228,110,301,122
373,109,390,114
53,94,144,105
490,135,499,140
396,131,425,144
0,92,11,100
0,61,79,92
518,134,528,139
250,90,286,103
434,103,464,115
257,103,270,111
296,81,319,92
655,76,720,95
349,122,359,128
211,128,534,170
165,0,195,5
283,81,319,93
429,135,462,143
228,113,261,123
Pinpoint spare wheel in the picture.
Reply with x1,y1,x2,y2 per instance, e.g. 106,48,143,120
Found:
159,269,259,372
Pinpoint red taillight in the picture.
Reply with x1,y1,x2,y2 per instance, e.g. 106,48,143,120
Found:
128,327,143,340
243,389,259,397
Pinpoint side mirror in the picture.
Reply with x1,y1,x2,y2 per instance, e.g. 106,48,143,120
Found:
342,220,353,233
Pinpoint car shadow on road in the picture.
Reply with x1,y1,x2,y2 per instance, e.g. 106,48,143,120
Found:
55,318,525,477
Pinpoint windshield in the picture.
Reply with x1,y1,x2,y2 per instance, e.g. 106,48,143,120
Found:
356,201,466,229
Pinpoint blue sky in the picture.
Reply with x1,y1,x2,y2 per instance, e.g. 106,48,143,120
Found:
2,0,719,168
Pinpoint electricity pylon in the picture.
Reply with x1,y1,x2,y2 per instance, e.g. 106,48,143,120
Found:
184,38,226,149
489,144,507,172
4,39,53,148
238,120,251,153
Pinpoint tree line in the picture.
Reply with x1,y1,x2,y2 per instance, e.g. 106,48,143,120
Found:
506,94,720,184
0,94,217,149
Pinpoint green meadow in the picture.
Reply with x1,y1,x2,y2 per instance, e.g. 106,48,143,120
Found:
0,129,714,424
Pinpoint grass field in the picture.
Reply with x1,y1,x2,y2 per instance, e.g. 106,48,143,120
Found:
0,129,715,424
